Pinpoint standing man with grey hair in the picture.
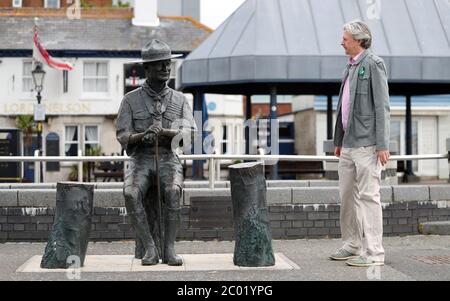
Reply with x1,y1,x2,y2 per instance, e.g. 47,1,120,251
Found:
330,19,390,267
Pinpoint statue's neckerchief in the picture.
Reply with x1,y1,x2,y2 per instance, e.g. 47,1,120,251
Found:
142,81,172,116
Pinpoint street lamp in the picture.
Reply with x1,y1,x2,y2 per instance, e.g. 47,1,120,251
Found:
32,62,46,96
31,62,46,182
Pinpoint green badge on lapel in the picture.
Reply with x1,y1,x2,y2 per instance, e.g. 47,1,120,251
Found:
358,66,365,78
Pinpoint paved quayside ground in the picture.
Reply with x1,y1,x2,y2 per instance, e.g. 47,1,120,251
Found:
0,235,449,281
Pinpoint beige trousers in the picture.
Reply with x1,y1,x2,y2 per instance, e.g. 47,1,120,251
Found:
338,146,385,262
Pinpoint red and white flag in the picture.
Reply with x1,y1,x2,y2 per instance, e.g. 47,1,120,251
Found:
33,28,74,71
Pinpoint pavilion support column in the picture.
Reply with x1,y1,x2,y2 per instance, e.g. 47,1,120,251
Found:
245,94,252,155
327,95,333,140
269,86,279,180
192,91,204,180
404,95,415,182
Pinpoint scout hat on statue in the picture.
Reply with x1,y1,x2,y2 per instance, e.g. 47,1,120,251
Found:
133,39,182,63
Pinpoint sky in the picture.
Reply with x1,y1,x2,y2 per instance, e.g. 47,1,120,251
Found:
200,0,245,29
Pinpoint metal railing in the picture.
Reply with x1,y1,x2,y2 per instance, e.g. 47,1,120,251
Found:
0,151,448,188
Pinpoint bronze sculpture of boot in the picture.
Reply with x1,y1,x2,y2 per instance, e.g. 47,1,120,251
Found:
163,218,183,266
124,187,160,266
141,243,159,266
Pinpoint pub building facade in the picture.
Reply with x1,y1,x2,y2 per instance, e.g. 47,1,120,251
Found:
0,0,211,182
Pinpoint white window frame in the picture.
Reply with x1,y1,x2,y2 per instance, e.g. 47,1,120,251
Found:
82,60,110,99
12,0,22,8
64,125,80,157
83,125,100,155
64,124,101,157
21,60,35,98
44,0,60,9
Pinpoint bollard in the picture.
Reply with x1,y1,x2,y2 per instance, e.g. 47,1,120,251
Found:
40,182,94,269
229,162,275,267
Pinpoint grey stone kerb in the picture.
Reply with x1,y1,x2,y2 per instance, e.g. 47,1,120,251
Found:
0,183,448,208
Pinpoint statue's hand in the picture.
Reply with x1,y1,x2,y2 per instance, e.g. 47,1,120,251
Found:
145,124,162,136
142,132,156,144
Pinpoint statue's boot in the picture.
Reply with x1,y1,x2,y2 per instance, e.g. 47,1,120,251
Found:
134,238,144,259
141,242,159,266
163,218,183,266
135,221,158,266
125,187,159,266
128,212,159,266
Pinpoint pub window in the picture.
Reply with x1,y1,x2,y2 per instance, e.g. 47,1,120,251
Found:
12,0,22,8
83,61,109,93
22,61,33,93
84,125,99,154
45,0,60,8
65,125,79,156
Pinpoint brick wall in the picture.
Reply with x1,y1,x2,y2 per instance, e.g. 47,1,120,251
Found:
1,196,449,242
1,183,450,242
0,0,112,8
0,7,133,19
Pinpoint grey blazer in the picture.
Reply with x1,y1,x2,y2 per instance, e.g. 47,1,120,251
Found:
333,50,390,151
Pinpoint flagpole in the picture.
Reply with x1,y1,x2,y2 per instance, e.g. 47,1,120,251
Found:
32,18,40,183
31,17,74,183
34,17,38,36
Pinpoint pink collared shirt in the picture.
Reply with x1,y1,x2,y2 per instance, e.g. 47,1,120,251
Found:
342,51,364,131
